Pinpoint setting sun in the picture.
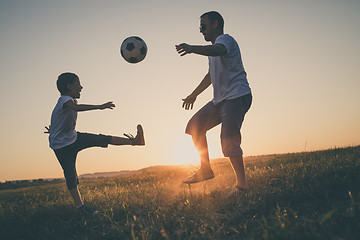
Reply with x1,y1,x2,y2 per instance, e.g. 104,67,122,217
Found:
170,137,199,166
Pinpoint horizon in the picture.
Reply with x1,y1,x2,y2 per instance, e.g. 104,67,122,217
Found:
1,0,359,181
2,144,358,183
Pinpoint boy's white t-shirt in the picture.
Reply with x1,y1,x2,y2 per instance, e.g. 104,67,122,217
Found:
209,34,251,105
49,96,77,149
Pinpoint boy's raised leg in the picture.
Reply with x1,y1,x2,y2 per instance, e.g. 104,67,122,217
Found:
133,124,145,145
124,124,145,146
110,136,132,145
111,124,145,146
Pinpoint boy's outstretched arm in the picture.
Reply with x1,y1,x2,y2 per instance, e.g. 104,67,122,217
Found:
64,100,115,112
44,125,50,134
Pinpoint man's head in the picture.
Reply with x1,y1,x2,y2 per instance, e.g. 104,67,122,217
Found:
57,72,82,98
200,11,224,43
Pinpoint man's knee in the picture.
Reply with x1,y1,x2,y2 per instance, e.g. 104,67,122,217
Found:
221,137,243,157
185,118,205,137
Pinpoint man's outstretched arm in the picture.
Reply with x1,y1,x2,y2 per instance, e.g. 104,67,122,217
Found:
182,72,212,110
176,43,226,57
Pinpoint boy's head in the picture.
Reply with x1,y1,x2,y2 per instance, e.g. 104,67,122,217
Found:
57,72,82,98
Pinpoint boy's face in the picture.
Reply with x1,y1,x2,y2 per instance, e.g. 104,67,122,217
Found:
67,78,83,99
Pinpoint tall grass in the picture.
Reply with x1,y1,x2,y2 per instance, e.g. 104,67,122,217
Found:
0,146,359,239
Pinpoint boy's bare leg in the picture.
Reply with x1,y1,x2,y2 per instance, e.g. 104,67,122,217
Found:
70,187,99,215
110,136,132,145
69,187,84,208
229,155,248,189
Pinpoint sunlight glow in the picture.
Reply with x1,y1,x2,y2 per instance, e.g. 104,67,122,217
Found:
170,138,199,166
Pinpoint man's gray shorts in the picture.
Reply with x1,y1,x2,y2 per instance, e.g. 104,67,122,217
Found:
185,93,252,157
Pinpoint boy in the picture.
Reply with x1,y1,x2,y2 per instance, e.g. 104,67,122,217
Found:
48,72,145,215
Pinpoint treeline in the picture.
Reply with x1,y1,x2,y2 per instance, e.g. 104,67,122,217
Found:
0,178,64,190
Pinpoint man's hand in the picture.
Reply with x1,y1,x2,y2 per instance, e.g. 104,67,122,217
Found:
176,43,193,56
100,102,115,110
182,94,197,110
44,125,50,134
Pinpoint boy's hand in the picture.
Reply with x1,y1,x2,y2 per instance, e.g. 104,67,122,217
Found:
101,102,115,110
44,125,51,134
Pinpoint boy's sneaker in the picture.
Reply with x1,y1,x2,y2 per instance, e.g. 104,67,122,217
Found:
182,168,215,184
134,124,145,145
124,124,145,146
78,205,99,217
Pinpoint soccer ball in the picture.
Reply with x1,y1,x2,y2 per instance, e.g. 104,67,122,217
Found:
120,36,147,63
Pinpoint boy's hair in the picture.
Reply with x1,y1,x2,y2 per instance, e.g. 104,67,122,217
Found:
57,72,78,95
200,11,224,31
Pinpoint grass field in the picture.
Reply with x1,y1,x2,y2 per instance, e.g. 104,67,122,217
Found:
1,146,359,240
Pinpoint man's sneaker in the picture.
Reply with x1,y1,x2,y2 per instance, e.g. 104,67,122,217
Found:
182,169,215,184
78,205,99,217
124,124,145,146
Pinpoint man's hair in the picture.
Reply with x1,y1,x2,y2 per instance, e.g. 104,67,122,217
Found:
57,72,78,95
200,11,224,30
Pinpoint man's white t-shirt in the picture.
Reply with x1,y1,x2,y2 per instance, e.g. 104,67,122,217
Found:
49,96,77,149
209,34,251,105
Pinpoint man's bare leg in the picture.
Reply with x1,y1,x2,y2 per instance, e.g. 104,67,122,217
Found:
193,134,211,170
229,155,248,189
182,134,214,184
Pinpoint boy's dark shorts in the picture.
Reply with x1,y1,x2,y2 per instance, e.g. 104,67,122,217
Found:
53,132,112,190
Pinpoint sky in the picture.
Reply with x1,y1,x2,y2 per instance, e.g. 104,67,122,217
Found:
0,0,359,182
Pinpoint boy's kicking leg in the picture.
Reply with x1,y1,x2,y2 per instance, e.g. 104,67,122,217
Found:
112,124,145,146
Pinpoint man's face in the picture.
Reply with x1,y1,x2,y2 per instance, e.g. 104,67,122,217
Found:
200,15,215,42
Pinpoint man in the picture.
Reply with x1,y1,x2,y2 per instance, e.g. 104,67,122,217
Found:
175,11,252,192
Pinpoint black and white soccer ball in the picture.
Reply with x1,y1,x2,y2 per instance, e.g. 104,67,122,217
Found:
120,36,147,63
